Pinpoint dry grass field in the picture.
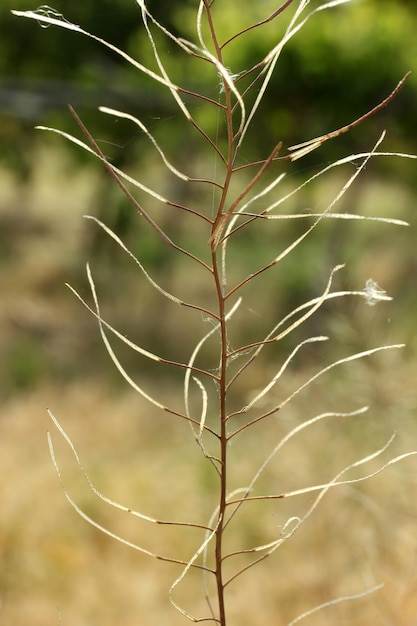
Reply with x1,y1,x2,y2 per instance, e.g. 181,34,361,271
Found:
1,366,417,626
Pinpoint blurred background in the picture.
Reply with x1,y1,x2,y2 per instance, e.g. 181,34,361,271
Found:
1,1,417,625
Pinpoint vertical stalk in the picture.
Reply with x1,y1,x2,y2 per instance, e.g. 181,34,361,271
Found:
203,6,238,622
207,36,235,626
212,247,228,626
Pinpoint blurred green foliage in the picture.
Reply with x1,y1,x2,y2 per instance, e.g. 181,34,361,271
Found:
1,1,416,169
3,0,416,254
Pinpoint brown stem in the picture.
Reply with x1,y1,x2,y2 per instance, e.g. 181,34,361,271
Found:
221,0,296,49
211,244,229,626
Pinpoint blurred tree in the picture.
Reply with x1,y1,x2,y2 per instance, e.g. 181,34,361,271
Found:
1,1,416,166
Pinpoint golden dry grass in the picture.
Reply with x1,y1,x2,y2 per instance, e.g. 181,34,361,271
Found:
1,357,417,626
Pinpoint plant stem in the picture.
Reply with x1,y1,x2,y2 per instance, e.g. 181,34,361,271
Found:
212,246,228,626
